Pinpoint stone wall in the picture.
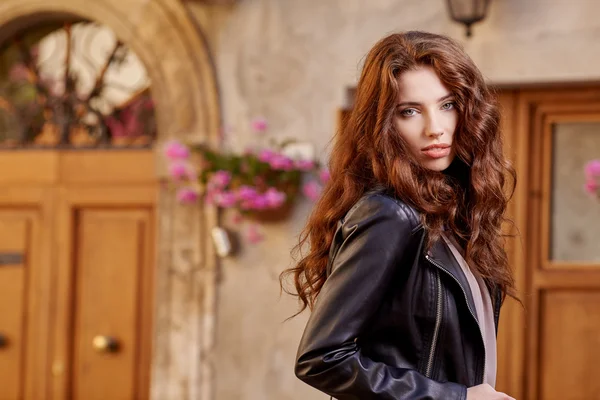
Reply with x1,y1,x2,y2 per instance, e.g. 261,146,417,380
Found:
187,0,600,399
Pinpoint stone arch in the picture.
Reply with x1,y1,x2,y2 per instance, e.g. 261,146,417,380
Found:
0,0,220,398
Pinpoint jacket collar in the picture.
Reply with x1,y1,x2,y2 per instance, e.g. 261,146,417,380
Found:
427,237,478,320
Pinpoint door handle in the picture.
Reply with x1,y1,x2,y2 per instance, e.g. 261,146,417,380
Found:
92,335,119,353
0,333,7,348
0,252,23,265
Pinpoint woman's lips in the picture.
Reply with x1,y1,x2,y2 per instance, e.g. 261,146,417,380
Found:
421,145,451,159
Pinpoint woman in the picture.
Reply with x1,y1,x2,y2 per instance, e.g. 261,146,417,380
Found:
281,31,518,400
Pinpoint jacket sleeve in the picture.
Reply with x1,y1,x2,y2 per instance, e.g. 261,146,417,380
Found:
294,195,467,400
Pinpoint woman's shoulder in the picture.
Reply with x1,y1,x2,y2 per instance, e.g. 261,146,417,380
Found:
342,187,421,230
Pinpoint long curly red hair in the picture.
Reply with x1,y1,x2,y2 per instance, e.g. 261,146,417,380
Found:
281,31,516,313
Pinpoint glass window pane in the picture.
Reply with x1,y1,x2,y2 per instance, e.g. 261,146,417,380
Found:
550,122,600,262
0,21,155,149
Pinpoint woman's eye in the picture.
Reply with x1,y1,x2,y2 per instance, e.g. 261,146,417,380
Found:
400,108,417,117
441,102,455,110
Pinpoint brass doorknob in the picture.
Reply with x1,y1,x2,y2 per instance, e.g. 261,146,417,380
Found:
0,334,7,348
92,335,119,353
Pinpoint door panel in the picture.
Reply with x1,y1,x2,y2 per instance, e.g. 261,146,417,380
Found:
52,186,155,400
539,290,600,399
0,187,54,400
72,209,153,400
0,212,32,400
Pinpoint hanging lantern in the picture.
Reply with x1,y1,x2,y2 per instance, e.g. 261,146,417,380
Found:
446,0,492,38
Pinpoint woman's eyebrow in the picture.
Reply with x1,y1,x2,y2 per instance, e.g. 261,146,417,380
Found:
397,93,454,107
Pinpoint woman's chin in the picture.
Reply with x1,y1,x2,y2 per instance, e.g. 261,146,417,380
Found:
421,155,455,172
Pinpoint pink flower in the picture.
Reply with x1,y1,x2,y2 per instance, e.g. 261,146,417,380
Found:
164,140,190,160
584,160,600,179
236,185,259,201
264,187,287,208
208,170,232,189
251,195,270,210
168,161,193,180
319,169,331,184
241,194,269,210
251,117,268,133
302,181,322,202
295,159,315,171
214,191,237,208
105,116,125,138
120,106,142,136
176,187,199,204
246,223,264,244
584,180,599,195
258,149,276,163
269,154,295,171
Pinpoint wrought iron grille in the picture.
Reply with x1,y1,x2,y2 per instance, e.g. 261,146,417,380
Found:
0,20,156,148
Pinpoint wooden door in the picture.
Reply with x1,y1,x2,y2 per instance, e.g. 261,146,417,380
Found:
0,151,156,400
52,186,155,400
51,152,157,400
497,85,600,400
72,208,153,400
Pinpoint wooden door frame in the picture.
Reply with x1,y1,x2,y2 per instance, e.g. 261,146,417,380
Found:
0,187,54,399
495,82,600,399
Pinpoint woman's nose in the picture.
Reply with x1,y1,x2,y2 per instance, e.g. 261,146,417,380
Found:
425,114,444,137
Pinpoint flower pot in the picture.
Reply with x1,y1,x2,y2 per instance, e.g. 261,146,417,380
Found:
245,201,294,223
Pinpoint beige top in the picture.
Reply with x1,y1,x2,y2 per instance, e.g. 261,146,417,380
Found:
441,233,497,388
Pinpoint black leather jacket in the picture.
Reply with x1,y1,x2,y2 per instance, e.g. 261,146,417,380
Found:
294,190,502,400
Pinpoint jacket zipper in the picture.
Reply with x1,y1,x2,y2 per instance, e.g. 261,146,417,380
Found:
425,254,486,384
425,269,442,378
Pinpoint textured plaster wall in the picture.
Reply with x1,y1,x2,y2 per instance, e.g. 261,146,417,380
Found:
188,1,600,399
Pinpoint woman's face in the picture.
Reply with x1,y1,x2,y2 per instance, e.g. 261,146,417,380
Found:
394,66,458,171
